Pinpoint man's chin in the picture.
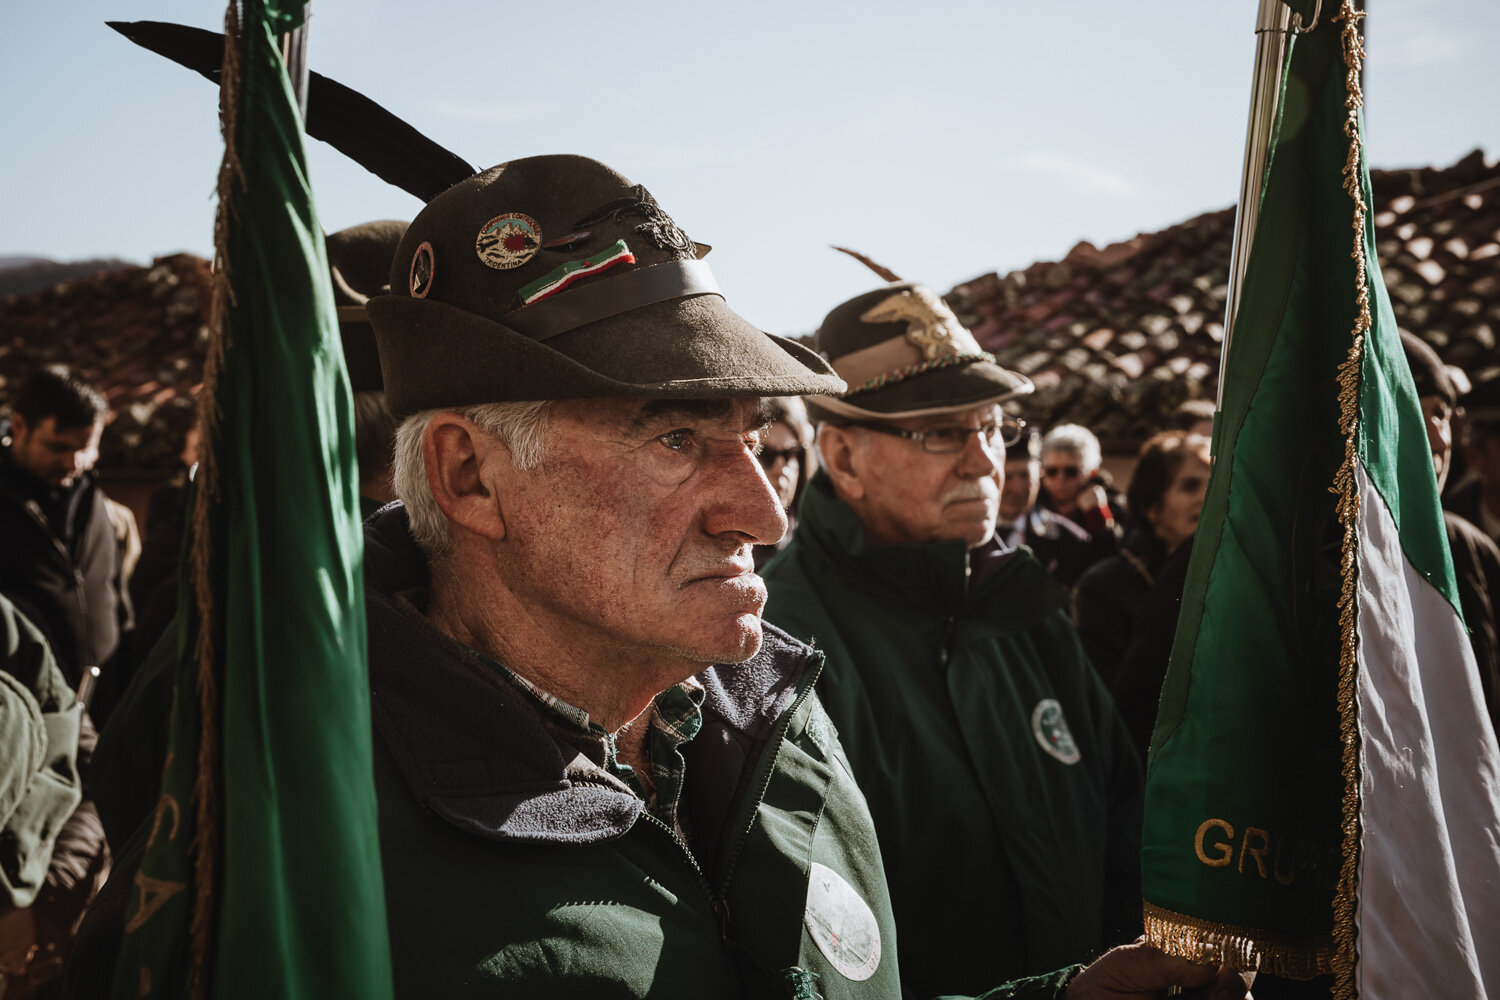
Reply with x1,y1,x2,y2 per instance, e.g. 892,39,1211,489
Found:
671,613,765,667
946,516,997,550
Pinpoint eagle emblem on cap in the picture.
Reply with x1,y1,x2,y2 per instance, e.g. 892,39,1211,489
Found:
860,286,983,360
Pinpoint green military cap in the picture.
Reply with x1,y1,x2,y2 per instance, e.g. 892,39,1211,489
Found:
365,155,845,418
805,281,1032,422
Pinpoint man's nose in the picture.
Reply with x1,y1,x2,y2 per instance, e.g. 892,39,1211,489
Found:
703,445,789,547
957,429,1001,477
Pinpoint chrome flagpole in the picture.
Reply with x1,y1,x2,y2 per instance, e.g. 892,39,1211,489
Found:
1217,0,1321,410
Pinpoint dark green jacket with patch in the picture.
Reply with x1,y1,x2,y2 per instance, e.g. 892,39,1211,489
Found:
762,476,1144,999
364,506,1076,1000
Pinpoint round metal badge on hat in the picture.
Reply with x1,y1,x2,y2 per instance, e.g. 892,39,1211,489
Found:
475,212,541,269
409,242,435,298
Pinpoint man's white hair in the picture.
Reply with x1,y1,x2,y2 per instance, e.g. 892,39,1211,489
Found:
393,400,553,561
1041,423,1102,475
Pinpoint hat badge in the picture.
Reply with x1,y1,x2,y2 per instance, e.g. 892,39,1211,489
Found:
475,212,542,270
409,242,435,298
859,286,979,360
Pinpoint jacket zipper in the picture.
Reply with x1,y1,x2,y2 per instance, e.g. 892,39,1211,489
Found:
640,651,824,944
715,652,825,900
22,498,91,651
638,808,739,943
938,553,970,669
606,725,726,937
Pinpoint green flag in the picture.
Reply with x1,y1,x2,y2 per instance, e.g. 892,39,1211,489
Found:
1141,2,1500,995
111,1,394,997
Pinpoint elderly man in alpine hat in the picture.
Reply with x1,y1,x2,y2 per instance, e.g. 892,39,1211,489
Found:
761,283,1146,998
358,155,1244,999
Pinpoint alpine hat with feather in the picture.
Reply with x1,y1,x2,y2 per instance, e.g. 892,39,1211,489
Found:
366,155,845,418
807,280,1032,422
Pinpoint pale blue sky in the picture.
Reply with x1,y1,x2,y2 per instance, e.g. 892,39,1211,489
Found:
3,1,1496,335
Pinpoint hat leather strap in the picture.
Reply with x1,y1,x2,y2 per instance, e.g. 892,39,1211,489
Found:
833,334,932,388
502,259,723,342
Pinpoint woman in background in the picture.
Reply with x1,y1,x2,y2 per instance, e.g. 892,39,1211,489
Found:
1073,431,1210,688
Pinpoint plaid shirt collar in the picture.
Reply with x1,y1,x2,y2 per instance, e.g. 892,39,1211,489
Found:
472,649,706,833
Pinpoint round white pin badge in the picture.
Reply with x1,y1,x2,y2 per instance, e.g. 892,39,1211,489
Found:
804,861,881,982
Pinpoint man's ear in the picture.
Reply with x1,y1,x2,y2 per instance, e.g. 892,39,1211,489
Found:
423,414,508,541
817,424,866,502
9,411,29,441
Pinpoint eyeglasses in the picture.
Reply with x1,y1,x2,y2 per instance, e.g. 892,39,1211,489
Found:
1042,464,1081,478
757,445,804,470
849,416,1025,454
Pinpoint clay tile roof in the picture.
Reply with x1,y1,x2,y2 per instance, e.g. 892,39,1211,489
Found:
0,255,212,473
946,149,1500,449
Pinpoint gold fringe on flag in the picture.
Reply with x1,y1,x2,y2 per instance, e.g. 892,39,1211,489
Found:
1143,902,1334,980
1328,2,1371,998
185,2,247,997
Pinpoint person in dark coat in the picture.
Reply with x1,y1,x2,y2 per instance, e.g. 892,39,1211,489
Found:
764,282,1144,996
1038,424,1125,564
1404,332,1500,737
752,395,815,570
1448,371,1500,547
0,367,131,706
1074,431,1210,686
999,427,1112,588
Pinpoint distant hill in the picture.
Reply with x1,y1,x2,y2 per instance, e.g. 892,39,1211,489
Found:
0,257,137,299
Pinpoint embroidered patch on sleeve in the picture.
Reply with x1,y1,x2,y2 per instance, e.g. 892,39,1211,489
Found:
517,240,636,306
1031,698,1082,764
804,861,881,981
475,212,541,270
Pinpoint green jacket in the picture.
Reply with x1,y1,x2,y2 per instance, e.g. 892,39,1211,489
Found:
762,476,1143,999
364,506,1077,1000
0,593,83,910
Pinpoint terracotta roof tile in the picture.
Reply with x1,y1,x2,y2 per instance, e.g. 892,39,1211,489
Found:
948,149,1500,446
0,254,211,472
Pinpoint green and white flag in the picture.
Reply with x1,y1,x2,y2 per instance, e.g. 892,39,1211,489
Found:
111,1,394,997
1141,2,1500,996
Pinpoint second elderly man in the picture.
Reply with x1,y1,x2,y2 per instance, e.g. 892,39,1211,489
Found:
761,284,1144,997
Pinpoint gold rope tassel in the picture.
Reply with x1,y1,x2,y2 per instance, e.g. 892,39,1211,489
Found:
1144,903,1333,980
1328,3,1371,998
185,2,247,997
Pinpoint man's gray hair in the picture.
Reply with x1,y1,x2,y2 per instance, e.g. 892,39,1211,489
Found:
1041,423,1102,475
393,401,553,560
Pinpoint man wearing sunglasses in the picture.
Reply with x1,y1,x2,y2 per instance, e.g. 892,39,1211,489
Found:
762,283,1145,999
